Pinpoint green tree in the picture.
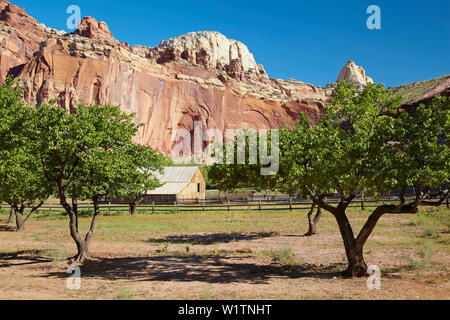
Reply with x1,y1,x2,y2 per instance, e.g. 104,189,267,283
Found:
303,86,449,277
0,78,53,231
210,82,449,277
35,103,163,263
112,143,165,215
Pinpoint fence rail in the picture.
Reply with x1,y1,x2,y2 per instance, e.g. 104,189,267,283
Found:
2,194,448,214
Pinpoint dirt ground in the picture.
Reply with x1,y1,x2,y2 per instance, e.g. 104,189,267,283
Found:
0,208,449,300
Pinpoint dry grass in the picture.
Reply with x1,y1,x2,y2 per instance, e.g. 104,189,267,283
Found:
0,206,448,300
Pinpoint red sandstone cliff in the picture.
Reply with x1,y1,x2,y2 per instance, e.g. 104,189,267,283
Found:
4,1,446,157
0,0,330,154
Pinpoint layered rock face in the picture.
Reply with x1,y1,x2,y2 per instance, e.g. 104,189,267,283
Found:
0,0,47,82
0,0,331,155
158,31,267,82
337,60,374,88
73,16,119,45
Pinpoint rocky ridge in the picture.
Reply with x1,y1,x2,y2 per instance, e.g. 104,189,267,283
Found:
0,0,332,154
4,0,445,157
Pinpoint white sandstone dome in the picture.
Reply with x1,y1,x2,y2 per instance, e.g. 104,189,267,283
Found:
158,31,259,73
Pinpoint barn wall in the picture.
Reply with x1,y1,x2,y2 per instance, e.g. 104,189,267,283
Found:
177,169,206,200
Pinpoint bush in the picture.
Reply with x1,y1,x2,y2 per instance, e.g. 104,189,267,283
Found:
268,247,298,266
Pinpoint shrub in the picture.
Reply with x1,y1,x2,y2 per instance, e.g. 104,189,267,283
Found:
269,247,298,266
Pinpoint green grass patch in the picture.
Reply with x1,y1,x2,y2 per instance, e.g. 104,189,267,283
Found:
266,247,298,266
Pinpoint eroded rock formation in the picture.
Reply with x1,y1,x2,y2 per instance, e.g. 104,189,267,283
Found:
337,60,374,88
0,0,332,155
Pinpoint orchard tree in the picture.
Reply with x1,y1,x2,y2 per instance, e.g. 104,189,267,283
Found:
35,103,163,263
302,86,449,277
113,143,165,216
0,78,53,231
208,125,323,236
210,82,449,277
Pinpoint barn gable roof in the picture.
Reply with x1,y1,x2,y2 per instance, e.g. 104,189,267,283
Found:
146,166,200,196
147,183,189,195
153,166,199,184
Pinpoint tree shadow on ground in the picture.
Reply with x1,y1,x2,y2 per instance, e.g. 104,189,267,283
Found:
0,250,51,268
147,232,278,245
41,254,345,284
0,224,16,232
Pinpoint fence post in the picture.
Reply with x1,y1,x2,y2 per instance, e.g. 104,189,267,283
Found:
259,200,262,211
447,194,449,209
361,193,365,211
289,197,292,211
228,200,230,212
152,201,155,214
202,200,205,212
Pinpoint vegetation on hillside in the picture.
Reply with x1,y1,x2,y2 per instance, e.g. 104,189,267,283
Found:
392,74,450,104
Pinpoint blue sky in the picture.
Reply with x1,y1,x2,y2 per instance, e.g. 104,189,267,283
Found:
12,0,450,87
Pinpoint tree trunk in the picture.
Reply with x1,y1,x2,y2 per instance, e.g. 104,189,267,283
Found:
305,204,323,236
72,199,79,233
7,206,15,224
70,196,102,264
344,246,368,277
57,190,88,264
14,205,25,232
334,209,368,277
129,201,137,215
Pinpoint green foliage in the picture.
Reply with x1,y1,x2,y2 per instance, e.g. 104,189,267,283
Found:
368,96,449,193
208,130,278,193
210,82,449,201
0,78,53,210
111,143,165,203
34,103,166,204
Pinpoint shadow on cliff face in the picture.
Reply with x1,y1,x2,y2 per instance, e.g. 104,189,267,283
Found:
6,63,25,79
147,232,278,245
41,254,344,284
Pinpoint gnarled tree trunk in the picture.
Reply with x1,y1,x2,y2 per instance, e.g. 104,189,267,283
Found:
305,204,323,236
59,189,101,264
334,209,368,277
69,196,101,264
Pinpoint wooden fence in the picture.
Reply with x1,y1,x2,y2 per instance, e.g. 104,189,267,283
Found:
2,193,448,214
